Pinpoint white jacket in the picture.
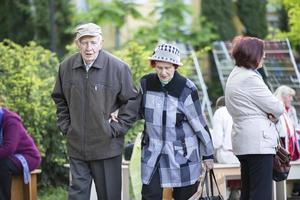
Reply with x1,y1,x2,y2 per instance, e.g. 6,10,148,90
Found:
225,67,284,155
212,106,233,151
212,106,239,163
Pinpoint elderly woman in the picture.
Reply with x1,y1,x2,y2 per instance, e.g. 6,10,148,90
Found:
138,43,214,200
225,36,284,200
0,101,41,199
274,85,300,160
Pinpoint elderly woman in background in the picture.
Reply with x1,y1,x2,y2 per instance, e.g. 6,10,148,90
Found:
225,36,284,200
274,85,300,160
0,98,41,200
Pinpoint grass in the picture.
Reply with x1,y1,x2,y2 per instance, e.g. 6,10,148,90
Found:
38,186,68,200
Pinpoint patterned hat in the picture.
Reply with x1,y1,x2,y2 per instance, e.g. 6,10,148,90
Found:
148,43,182,66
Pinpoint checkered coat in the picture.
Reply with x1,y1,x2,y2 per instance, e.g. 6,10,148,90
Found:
139,71,214,187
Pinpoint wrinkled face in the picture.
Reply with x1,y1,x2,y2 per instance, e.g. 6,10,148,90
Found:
282,94,293,108
154,61,176,82
76,35,103,64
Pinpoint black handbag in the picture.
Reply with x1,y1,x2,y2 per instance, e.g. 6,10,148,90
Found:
198,170,224,200
273,126,291,182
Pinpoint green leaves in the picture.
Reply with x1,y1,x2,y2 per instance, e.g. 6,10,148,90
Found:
0,39,68,187
153,0,191,41
283,0,300,46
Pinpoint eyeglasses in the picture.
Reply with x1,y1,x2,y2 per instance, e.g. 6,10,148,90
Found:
79,40,99,48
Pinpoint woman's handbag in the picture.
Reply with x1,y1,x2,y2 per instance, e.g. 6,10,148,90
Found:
273,127,291,182
189,170,224,200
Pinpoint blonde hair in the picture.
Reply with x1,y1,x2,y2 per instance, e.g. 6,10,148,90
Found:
274,85,295,101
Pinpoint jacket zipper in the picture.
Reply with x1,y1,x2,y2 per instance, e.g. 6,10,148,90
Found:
83,70,89,159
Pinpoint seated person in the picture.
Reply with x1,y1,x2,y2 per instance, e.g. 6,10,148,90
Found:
0,103,41,200
212,96,239,164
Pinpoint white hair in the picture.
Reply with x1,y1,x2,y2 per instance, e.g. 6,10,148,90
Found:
274,85,295,101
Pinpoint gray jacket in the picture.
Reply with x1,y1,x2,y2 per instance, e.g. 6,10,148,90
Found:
51,50,139,160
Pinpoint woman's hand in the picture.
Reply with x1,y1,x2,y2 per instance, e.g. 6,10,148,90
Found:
268,113,278,123
203,159,214,170
109,112,119,123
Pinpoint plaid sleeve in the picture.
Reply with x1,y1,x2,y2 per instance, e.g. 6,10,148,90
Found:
183,88,214,157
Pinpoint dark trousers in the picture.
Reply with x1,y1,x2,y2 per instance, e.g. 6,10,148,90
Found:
69,155,122,200
142,168,199,200
237,154,273,200
0,159,20,200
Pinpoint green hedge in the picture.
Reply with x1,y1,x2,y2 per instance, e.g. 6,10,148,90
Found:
0,39,68,187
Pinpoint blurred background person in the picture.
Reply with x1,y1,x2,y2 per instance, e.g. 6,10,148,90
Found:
274,85,300,160
0,99,41,200
225,36,284,200
212,96,239,164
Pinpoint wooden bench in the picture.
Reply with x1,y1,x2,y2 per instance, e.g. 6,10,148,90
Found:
11,169,41,200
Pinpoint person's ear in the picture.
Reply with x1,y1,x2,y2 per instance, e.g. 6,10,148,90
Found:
75,39,80,49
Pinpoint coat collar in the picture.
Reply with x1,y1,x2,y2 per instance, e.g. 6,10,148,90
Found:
145,71,187,98
73,50,106,69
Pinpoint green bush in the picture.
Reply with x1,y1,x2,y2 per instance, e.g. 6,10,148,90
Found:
0,39,68,187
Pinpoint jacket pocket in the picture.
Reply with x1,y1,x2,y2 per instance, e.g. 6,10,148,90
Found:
261,125,277,148
173,138,200,165
89,83,117,114
102,116,114,138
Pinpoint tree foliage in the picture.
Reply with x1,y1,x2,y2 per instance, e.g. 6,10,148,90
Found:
201,0,236,41
74,0,142,48
0,40,68,187
132,0,217,50
236,0,268,38
151,0,191,41
0,1,34,44
0,0,74,57
283,0,300,47
33,0,74,56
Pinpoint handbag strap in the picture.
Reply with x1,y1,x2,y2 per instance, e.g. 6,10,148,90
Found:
209,170,223,197
200,170,224,199
200,170,208,197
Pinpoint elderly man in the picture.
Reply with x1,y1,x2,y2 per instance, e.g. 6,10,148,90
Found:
51,23,139,200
